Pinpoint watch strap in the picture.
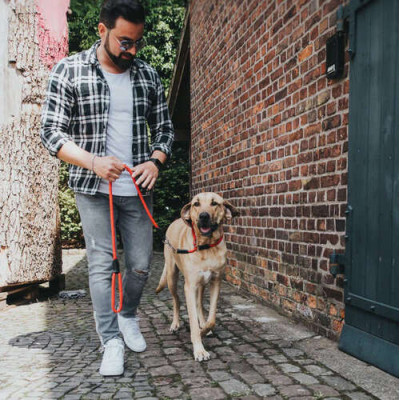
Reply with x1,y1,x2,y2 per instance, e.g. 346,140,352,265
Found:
149,157,163,170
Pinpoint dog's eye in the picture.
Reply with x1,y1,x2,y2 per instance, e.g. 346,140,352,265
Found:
211,200,218,206
194,201,200,207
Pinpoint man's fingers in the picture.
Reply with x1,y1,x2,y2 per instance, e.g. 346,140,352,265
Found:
131,167,143,179
140,175,152,189
147,177,156,190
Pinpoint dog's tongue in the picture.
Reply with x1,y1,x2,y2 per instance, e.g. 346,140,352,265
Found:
200,227,211,234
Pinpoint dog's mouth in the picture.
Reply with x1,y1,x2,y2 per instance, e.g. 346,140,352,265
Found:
197,222,219,237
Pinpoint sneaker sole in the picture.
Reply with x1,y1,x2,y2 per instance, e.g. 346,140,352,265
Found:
124,342,147,352
121,336,146,352
99,367,124,376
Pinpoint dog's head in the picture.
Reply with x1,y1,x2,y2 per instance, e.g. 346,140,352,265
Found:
180,192,239,237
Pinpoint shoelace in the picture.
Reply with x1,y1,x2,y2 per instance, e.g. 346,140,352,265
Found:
102,339,124,354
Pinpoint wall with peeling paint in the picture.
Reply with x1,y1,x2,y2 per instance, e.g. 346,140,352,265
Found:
0,0,70,288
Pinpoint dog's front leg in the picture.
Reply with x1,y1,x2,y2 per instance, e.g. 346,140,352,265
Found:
184,281,210,361
196,285,206,329
201,277,221,337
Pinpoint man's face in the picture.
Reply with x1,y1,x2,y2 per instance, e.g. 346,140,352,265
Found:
99,17,145,71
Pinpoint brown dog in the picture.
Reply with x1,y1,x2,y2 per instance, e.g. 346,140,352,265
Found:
156,192,239,361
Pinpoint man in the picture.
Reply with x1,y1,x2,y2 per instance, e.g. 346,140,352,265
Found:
40,0,174,376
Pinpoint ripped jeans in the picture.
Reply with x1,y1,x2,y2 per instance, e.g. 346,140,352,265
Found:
75,192,153,345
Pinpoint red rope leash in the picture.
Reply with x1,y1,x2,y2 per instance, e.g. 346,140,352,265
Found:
109,164,159,313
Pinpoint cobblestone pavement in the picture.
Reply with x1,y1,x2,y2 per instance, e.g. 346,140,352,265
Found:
0,250,398,400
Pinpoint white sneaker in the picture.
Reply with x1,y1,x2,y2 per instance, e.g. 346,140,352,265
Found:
99,337,125,376
118,314,147,352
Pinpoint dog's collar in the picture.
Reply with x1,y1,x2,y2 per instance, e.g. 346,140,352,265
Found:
164,225,224,254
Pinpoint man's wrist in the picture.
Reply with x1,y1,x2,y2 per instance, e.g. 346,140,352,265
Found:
149,157,163,170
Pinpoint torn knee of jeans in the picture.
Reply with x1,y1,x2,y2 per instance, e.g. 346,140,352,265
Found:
135,270,147,275
129,269,149,279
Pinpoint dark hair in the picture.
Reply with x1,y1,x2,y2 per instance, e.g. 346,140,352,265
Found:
100,0,145,29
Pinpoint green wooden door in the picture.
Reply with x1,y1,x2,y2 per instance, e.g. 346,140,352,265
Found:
339,0,399,376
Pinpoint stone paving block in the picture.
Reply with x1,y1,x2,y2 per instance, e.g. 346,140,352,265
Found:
278,384,311,397
344,392,375,400
218,379,251,396
281,348,306,358
269,354,289,363
262,348,280,356
253,383,276,396
303,364,333,376
321,375,356,391
151,376,174,386
278,363,301,373
240,370,266,385
188,386,227,400
182,376,213,388
163,347,182,355
205,359,228,371
246,356,272,366
208,370,233,381
148,365,177,377
141,356,169,368
134,391,154,398
253,363,281,376
134,397,158,400
289,373,319,385
309,383,340,397
167,353,191,362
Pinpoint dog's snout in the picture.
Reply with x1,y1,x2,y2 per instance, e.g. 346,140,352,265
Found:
199,212,210,221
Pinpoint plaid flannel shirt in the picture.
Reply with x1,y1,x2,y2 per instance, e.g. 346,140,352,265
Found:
40,40,174,195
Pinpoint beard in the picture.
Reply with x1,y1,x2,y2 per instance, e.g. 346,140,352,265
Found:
104,32,134,71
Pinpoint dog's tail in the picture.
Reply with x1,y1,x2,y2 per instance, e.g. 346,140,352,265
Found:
155,263,167,294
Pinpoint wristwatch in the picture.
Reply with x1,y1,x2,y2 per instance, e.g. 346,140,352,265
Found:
149,157,163,170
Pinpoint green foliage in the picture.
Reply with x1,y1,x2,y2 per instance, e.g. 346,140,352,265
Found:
61,0,189,248
59,161,85,247
68,0,103,54
153,142,190,250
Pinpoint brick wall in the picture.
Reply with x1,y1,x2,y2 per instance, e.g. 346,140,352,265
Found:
189,0,349,340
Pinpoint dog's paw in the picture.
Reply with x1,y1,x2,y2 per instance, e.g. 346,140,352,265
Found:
193,348,210,362
169,321,180,332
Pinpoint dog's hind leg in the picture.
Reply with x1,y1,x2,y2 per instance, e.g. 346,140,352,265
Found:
168,263,181,332
196,285,206,329
201,277,221,337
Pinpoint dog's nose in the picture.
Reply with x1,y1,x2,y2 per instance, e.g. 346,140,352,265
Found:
199,212,210,221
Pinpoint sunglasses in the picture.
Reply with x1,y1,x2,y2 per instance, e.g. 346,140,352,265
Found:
114,36,146,52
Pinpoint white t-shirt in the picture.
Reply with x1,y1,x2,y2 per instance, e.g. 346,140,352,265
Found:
97,68,138,196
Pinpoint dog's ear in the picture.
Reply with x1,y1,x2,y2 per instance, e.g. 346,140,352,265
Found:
180,202,192,226
223,200,240,220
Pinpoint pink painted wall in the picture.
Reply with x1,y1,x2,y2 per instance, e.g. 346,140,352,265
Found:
35,0,70,69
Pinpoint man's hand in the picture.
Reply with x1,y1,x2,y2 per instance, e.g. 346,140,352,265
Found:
93,156,125,182
131,161,159,190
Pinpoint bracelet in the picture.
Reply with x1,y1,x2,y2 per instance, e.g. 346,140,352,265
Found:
91,155,98,173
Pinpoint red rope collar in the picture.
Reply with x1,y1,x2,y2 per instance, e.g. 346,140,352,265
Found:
165,224,224,254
